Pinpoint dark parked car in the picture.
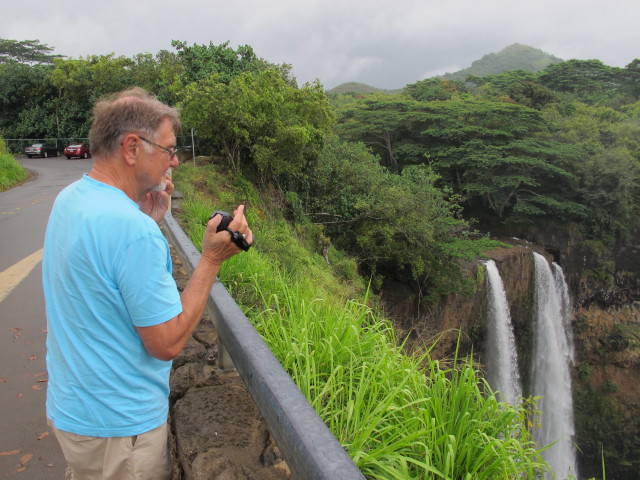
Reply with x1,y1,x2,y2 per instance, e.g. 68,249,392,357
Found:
64,143,91,159
25,143,60,158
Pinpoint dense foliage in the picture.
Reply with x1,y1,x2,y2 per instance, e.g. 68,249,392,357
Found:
1,37,638,295
334,64,640,248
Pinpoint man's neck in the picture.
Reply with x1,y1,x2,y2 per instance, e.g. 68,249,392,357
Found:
88,159,138,202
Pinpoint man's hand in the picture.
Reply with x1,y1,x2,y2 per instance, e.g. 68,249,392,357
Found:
139,176,174,222
202,205,253,265
138,204,253,361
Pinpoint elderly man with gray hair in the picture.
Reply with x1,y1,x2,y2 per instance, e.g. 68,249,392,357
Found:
43,87,253,480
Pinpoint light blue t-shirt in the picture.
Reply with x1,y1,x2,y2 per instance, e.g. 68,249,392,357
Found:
43,174,183,437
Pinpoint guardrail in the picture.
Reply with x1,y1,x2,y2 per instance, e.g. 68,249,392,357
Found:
162,212,366,480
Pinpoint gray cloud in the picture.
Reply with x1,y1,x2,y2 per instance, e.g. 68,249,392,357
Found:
2,0,638,90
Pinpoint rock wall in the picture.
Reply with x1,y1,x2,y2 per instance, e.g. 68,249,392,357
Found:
168,248,290,480
571,303,640,479
382,240,539,374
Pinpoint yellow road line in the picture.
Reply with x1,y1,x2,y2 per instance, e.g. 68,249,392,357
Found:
0,248,43,303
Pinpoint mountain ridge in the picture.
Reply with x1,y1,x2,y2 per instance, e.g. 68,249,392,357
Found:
328,43,564,94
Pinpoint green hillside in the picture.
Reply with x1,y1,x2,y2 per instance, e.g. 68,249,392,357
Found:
327,82,380,94
441,43,564,81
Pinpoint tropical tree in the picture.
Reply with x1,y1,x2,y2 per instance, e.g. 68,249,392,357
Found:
539,59,625,103
622,59,640,100
404,78,467,102
299,135,469,293
542,101,640,242
143,50,184,106
335,95,589,226
0,62,52,137
420,99,591,224
465,70,557,109
335,94,425,167
0,38,60,64
180,69,333,177
171,40,263,85
0,38,60,137
48,54,136,137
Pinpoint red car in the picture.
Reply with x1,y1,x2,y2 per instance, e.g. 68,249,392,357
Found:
64,143,91,159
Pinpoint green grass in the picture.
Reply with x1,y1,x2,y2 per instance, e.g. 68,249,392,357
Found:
173,164,550,479
219,251,547,479
0,151,29,192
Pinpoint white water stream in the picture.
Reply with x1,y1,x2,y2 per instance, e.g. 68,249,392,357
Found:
531,252,578,479
484,260,522,405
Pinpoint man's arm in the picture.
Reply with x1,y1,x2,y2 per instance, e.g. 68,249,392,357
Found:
137,205,252,360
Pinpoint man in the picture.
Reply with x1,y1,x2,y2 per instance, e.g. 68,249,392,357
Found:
42,87,253,479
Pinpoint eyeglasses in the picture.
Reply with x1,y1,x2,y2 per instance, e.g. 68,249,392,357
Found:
138,135,178,159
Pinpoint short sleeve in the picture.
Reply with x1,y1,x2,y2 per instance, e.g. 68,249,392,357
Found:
115,233,183,327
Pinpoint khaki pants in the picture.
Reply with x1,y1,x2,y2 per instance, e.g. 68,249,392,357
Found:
50,421,172,480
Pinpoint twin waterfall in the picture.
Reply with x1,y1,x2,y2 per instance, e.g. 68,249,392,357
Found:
484,253,578,479
484,260,522,405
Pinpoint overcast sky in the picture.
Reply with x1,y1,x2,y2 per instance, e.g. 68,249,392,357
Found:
2,0,638,90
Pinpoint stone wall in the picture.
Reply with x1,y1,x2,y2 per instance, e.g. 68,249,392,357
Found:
168,248,290,480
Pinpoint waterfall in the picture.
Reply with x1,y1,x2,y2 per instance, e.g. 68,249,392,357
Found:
531,252,578,480
484,260,522,404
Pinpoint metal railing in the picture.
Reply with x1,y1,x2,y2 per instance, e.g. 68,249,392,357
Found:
161,212,365,480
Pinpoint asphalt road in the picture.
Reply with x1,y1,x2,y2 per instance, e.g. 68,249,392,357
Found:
1,155,93,478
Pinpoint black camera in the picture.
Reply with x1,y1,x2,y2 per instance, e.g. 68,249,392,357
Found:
209,210,233,232
208,210,252,251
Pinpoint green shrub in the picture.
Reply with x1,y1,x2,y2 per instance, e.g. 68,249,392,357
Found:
578,363,592,381
601,380,619,394
0,152,29,191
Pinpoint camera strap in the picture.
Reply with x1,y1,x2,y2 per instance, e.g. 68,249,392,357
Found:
225,228,252,251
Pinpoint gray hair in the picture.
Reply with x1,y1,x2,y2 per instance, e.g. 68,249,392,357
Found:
88,87,181,157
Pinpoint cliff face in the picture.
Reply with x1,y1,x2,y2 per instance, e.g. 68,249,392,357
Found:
571,304,640,479
381,242,537,360
381,234,640,479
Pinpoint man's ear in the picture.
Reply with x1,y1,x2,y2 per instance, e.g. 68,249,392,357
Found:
120,134,139,166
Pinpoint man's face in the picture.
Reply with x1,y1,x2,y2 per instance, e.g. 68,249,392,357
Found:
138,118,179,192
